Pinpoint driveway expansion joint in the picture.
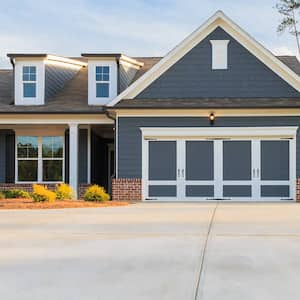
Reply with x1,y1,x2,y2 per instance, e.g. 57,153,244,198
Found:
193,202,219,300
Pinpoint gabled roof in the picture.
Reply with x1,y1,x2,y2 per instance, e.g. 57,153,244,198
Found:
107,11,300,107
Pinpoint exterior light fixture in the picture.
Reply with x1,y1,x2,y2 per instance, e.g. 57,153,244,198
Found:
209,113,215,124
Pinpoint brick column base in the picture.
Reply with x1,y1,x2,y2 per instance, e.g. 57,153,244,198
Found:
112,178,142,201
296,179,300,202
78,184,92,199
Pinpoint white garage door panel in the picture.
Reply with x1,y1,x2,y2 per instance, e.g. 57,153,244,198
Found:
142,127,297,202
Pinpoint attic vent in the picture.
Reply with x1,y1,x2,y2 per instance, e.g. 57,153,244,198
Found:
210,40,230,70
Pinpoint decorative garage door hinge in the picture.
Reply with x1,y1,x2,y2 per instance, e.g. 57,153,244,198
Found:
145,198,157,200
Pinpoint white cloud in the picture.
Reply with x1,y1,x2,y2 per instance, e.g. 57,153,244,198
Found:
0,0,299,69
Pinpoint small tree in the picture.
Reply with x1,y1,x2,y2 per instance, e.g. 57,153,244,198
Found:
276,0,300,54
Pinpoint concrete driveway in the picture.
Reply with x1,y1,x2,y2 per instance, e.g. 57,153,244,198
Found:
0,203,300,300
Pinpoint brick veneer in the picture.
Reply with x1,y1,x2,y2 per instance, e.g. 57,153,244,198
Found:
112,178,142,201
0,183,91,199
78,184,92,199
296,179,300,202
0,183,57,192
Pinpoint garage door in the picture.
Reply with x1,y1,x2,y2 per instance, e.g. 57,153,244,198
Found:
143,135,295,201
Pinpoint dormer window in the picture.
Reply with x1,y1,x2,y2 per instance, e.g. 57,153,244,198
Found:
96,66,110,98
23,66,37,98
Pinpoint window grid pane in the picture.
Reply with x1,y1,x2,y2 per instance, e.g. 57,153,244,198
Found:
23,66,36,82
42,136,63,158
18,160,38,182
23,83,36,98
42,160,63,181
17,136,38,158
95,66,110,81
96,83,109,98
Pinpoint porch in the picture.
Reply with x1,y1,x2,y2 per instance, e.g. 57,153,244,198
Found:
0,114,114,198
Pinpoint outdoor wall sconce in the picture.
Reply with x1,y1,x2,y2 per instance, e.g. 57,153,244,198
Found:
209,113,215,125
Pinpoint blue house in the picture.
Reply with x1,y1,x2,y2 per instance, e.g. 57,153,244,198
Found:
1,11,300,201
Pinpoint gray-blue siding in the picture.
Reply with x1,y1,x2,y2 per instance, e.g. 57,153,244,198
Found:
136,27,300,99
117,117,300,178
45,64,78,100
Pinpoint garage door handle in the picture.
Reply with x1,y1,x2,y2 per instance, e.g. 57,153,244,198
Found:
177,169,180,178
252,169,255,178
181,169,184,178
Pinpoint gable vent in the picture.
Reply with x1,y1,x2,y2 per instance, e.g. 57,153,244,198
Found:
210,40,230,70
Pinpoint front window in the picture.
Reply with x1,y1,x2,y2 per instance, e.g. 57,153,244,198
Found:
17,136,64,182
96,66,109,98
23,66,37,98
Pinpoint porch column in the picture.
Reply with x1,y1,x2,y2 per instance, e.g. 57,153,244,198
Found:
69,123,79,199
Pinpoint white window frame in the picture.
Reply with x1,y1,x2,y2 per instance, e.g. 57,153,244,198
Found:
210,40,230,70
88,60,117,105
15,135,65,184
22,66,37,98
95,66,110,98
14,59,45,105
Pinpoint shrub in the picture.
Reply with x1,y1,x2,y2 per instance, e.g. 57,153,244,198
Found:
0,191,5,199
83,185,110,202
32,184,56,202
55,183,74,200
4,189,30,199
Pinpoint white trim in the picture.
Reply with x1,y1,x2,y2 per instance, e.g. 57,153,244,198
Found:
88,60,118,105
0,114,114,125
87,125,91,184
113,109,300,117
69,123,79,199
15,60,45,106
15,135,65,184
108,11,300,106
141,126,298,138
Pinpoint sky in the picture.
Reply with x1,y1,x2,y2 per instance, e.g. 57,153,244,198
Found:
0,0,298,69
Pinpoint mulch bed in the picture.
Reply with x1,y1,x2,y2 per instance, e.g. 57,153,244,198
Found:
0,198,130,210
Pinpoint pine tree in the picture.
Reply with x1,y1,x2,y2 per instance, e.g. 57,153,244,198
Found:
276,0,300,54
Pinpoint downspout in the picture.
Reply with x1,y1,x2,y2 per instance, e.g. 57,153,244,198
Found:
9,57,15,67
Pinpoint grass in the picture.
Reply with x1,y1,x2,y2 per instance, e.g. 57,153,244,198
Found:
0,198,130,210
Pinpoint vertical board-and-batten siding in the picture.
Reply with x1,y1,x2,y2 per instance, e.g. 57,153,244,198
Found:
45,64,79,99
117,117,300,178
119,62,139,93
136,27,300,98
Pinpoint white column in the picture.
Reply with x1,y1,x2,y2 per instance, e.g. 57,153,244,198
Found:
87,125,91,184
69,123,79,199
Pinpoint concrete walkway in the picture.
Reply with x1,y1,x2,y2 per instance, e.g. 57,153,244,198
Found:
0,203,300,300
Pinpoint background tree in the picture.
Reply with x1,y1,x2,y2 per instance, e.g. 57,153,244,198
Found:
276,0,300,55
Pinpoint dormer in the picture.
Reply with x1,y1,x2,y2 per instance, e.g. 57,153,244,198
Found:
82,54,144,105
7,54,86,105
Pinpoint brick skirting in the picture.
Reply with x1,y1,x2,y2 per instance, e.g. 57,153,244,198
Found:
296,179,300,202
112,178,142,201
0,183,92,199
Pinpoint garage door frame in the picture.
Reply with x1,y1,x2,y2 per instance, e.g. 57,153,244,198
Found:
141,127,298,202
